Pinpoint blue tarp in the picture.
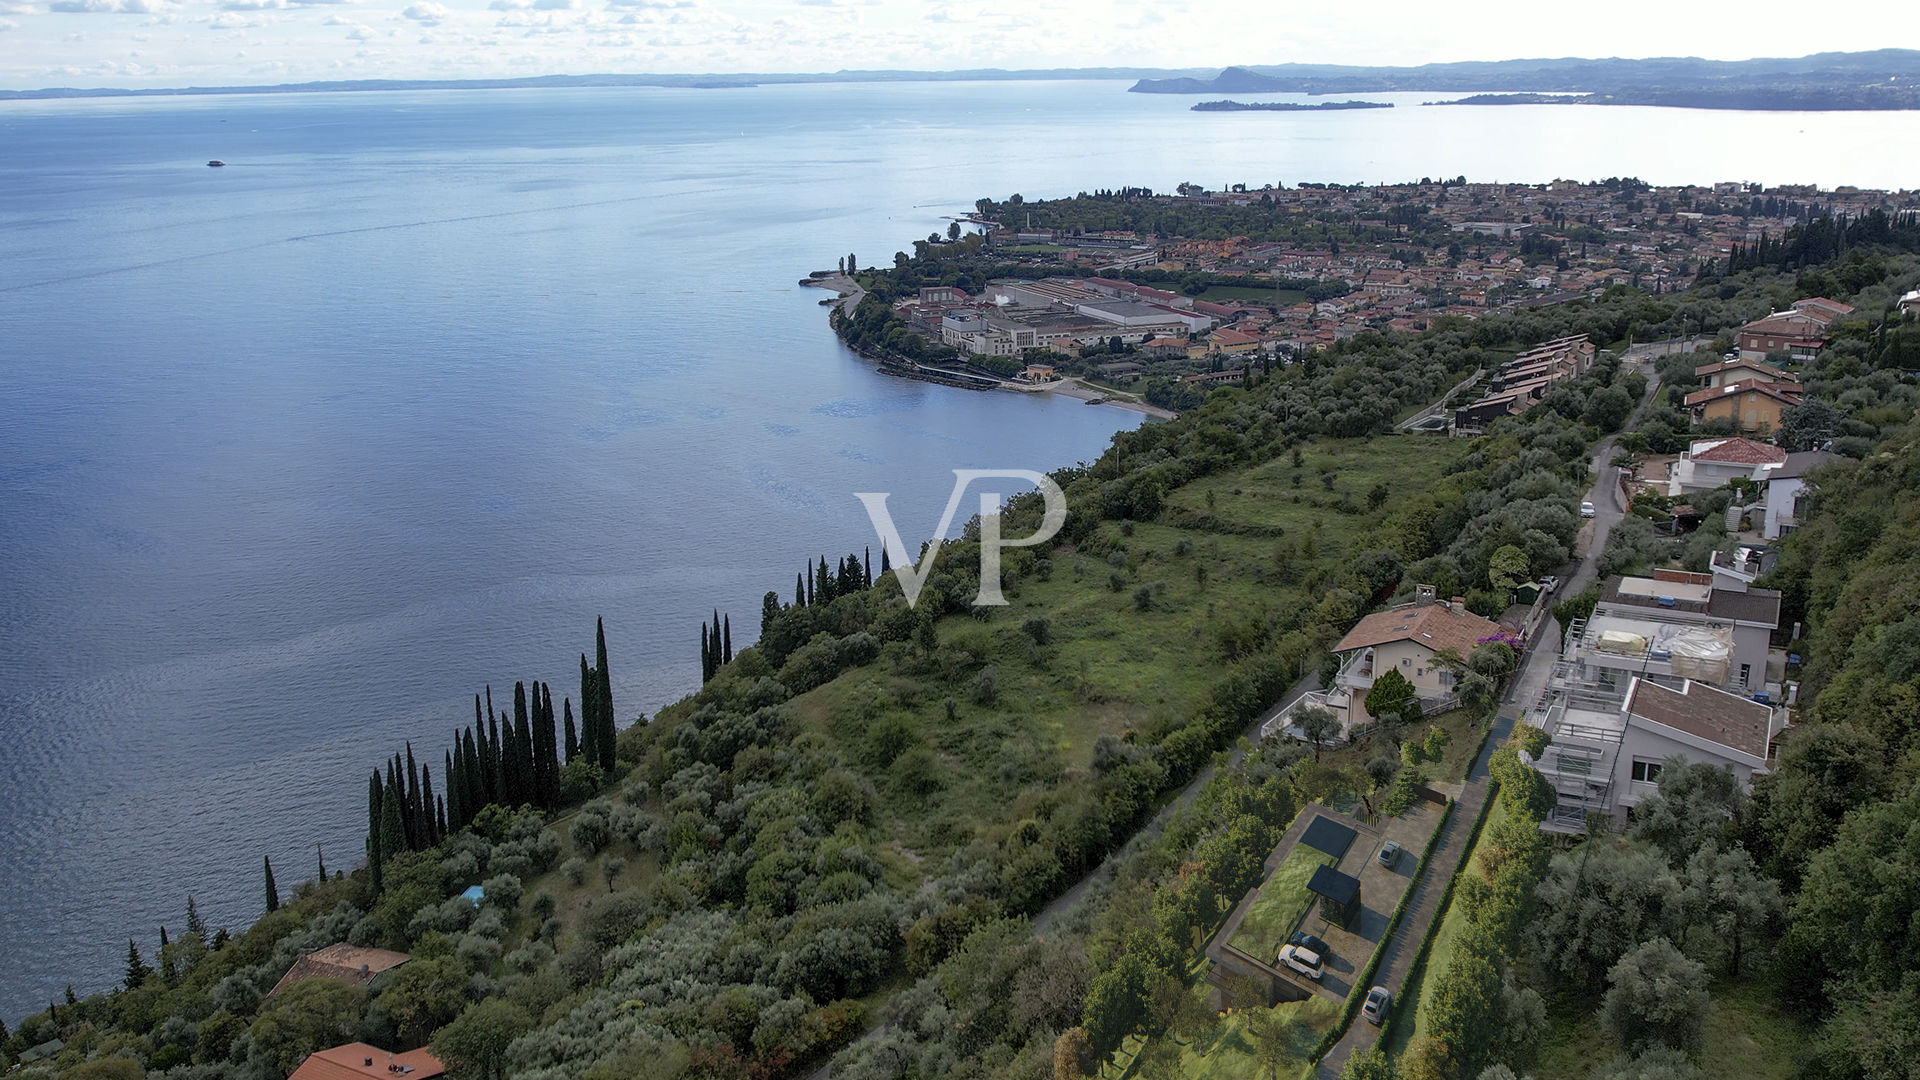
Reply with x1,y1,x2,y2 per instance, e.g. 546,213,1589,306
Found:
461,885,485,907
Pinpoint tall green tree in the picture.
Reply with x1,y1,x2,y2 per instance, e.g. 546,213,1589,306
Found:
124,938,152,989
432,998,535,1080
184,895,205,938
563,699,579,763
262,855,279,913
593,617,616,772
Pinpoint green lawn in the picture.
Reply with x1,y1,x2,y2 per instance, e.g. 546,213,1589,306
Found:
1411,708,1487,785
1229,845,1338,964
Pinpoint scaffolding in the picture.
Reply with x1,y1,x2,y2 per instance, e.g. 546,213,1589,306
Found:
1527,670,1630,833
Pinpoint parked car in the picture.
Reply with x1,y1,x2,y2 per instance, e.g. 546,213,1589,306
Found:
1580,500,1597,519
1287,931,1330,958
1278,944,1323,981
1378,840,1402,868
1363,986,1391,1025
1538,575,1560,594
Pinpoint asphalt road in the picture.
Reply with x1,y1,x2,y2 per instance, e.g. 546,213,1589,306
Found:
1316,351,1665,1075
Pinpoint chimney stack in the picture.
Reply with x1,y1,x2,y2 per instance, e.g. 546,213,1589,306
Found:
1451,596,1466,615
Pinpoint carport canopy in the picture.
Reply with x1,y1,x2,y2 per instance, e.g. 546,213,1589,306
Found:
1306,865,1361,906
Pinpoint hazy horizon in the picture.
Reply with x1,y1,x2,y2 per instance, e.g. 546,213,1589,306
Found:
0,0,1908,93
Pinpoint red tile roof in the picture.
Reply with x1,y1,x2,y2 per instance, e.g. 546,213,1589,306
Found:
1689,437,1788,465
1334,601,1503,660
1683,379,1804,408
289,1045,443,1080
1693,357,1796,382
1627,679,1771,760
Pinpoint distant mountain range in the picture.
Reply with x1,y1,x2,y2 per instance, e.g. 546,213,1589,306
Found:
0,68,1213,101
4,51,1918,106
1128,51,1920,109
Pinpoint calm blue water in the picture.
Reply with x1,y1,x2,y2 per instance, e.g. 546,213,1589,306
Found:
5,81,1919,1018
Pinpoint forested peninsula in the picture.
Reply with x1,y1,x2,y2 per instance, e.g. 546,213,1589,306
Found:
8,196,1920,1080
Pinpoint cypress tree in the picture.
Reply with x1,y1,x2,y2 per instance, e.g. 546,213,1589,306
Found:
796,572,807,607
536,683,559,808
378,779,406,871
595,618,616,772
420,767,438,845
462,727,482,820
436,795,447,839
367,833,383,895
317,843,326,882
805,569,814,606
262,856,279,913
700,622,712,683
762,591,781,638
513,682,535,806
445,749,461,833
367,772,385,893
864,546,872,587
487,709,505,804
185,895,205,938
817,557,831,602
406,745,423,846
564,699,579,763
723,615,733,663
159,926,175,984
579,653,598,767
125,938,152,989
881,545,891,575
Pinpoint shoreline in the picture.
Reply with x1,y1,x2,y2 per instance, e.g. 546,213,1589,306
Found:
804,273,1176,421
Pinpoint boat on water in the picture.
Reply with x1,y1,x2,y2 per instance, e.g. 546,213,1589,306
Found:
207,160,226,167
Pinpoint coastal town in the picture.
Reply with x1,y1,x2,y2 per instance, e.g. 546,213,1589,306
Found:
829,177,1920,415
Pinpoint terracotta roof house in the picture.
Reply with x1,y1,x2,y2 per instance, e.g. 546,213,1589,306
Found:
1693,356,1797,389
1683,378,1803,435
1736,311,1830,363
1666,436,1788,495
1264,589,1503,741
289,1044,444,1080
1791,297,1853,323
269,944,411,998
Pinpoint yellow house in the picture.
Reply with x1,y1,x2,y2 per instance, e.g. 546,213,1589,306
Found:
1683,379,1801,436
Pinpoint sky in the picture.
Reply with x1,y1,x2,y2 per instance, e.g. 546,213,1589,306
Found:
0,0,1911,90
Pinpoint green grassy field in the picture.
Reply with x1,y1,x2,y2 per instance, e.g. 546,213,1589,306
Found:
1166,438,1465,536
1230,845,1339,963
773,436,1464,861
1531,978,1802,1080
1121,986,1341,1080
1197,284,1310,306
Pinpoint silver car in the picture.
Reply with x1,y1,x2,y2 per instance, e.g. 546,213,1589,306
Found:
1363,986,1391,1025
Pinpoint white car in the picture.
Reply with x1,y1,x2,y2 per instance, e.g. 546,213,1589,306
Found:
1278,944,1324,981
1580,500,1597,519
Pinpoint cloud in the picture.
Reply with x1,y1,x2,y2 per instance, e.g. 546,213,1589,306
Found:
602,0,690,8
0,16,18,27
530,0,573,9
48,0,115,13
116,0,155,11
400,1,444,21
218,0,283,10
206,10,263,27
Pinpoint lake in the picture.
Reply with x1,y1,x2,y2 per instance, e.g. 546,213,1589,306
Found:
4,79,1918,1018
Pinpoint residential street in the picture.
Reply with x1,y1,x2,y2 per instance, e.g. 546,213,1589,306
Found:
1316,350,1665,1075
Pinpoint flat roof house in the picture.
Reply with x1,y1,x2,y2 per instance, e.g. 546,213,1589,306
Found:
1524,674,1785,833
